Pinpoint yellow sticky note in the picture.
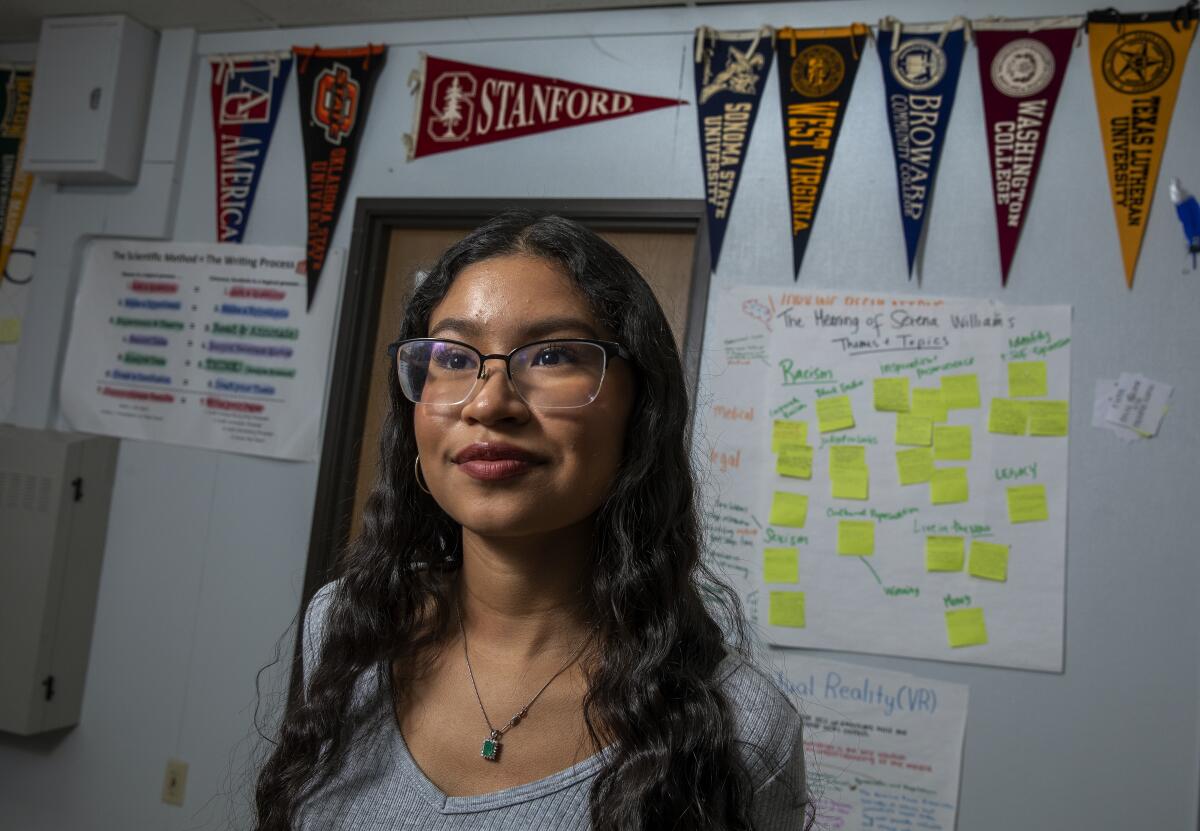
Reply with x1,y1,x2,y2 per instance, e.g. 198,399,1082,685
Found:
1028,401,1069,436
769,491,809,527
772,420,809,452
931,467,969,504
829,445,867,471
926,536,965,571
816,395,855,433
969,541,1009,581
769,592,806,628
988,398,1028,435
837,520,875,556
933,425,972,461
776,443,813,479
1007,485,1048,523
942,374,981,409
896,414,934,446
896,447,934,485
763,547,800,583
873,377,911,412
831,468,869,500
1009,361,1048,397
911,388,948,423
945,608,988,647
0,318,20,344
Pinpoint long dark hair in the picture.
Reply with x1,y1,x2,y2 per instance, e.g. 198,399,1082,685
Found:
255,211,769,829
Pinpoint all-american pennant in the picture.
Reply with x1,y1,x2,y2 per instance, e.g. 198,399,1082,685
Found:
404,54,685,160
775,24,869,280
695,27,775,271
0,65,33,284
976,19,1081,285
877,18,968,279
210,53,292,244
294,45,386,309
1087,2,1198,288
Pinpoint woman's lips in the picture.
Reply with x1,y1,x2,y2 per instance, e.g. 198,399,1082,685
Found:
457,458,536,481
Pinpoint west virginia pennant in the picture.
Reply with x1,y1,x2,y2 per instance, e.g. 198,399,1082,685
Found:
775,24,869,280
1088,3,1197,288
404,54,685,160
695,26,775,271
976,19,1081,285
877,18,968,280
0,65,33,284
295,44,386,309
210,53,292,244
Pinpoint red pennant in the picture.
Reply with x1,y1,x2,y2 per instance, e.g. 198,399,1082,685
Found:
405,53,685,160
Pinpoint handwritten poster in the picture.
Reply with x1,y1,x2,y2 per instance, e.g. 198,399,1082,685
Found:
60,240,343,460
699,287,1070,671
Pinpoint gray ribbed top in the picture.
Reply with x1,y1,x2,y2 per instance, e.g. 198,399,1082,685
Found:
296,582,807,829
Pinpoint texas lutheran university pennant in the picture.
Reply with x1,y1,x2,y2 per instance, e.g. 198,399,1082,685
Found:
210,53,292,244
877,17,968,280
775,24,869,280
1087,2,1197,288
405,54,684,160
0,64,32,284
294,45,386,309
975,18,1081,285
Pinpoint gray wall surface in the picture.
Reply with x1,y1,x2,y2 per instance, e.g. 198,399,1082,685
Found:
0,1,1196,828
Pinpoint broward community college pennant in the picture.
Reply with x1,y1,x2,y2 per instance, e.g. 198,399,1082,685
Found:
975,19,1080,285
1088,3,1197,288
877,18,967,279
405,54,684,160
210,54,292,244
295,44,386,309
695,27,774,271
0,65,32,284
775,24,868,280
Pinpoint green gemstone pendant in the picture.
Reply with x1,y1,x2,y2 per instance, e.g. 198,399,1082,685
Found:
481,735,501,762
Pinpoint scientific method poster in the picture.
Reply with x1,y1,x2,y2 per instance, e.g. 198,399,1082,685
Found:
700,286,1070,671
60,240,343,460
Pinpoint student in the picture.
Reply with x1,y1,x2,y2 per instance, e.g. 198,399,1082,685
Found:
254,211,810,830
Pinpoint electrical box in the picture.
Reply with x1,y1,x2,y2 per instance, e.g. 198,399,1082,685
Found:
0,426,119,735
22,15,159,184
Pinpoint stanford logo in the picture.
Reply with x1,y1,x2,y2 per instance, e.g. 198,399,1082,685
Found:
428,71,477,142
311,63,360,144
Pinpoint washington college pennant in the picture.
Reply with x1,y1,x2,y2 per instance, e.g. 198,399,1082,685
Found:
210,53,292,244
775,24,869,280
405,54,684,160
0,65,33,284
1088,3,1197,288
877,18,968,279
976,19,1081,285
295,45,386,309
695,27,775,271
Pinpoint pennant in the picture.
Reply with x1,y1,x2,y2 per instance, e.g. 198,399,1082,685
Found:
877,18,969,278
976,19,1081,285
294,45,386,309
404,54,685,160
775,24,869,279
1087,3,1198,288
210,53,292,244
0,65,33,284
695,26,775,271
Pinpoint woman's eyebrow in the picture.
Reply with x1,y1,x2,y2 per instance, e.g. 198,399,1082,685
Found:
428,315,602,341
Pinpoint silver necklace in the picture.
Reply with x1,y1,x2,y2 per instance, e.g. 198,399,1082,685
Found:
456,604,595,762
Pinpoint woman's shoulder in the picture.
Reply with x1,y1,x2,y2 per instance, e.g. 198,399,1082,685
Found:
717,652,806,790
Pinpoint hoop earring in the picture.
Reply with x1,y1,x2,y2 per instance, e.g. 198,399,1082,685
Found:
414,454,432,495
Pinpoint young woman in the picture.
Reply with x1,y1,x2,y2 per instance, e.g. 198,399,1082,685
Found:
255,211,810,829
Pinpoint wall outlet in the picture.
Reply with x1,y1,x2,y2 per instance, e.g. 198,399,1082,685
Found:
161,758,188,807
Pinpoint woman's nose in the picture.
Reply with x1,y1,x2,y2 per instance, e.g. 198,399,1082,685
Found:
461,359,529,422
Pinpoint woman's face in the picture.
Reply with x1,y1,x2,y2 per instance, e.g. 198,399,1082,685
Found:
413,253,636,539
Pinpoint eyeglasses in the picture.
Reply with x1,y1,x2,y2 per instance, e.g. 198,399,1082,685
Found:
386,337,632,409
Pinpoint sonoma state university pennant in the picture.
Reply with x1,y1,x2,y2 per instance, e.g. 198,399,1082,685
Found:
975,18,1081,285
1087,3,1197,288
295,45,386,309
877,18,968,279
775,24,869,280
695,27,775,271
0,65,33,284
404,54,685,160
210,53,292,244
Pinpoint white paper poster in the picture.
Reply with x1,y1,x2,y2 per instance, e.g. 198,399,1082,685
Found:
698,287,1071,671
0,226,35,423
60,240,343,460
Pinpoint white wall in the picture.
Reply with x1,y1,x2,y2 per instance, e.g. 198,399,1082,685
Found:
1,1,1197,828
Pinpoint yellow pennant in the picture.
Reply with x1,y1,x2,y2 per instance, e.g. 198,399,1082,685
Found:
0,68,33,284
1087,6,1197,288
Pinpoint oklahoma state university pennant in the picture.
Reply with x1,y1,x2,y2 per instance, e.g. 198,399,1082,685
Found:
975,19,1081,285
1088,3,1197,288
775,24,869,280
0,65,32,284
405,54,685,160
295,45,386,309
